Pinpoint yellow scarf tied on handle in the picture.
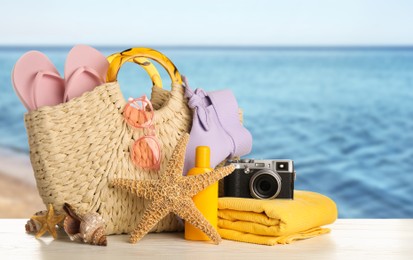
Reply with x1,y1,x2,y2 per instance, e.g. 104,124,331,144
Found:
218,190,338,245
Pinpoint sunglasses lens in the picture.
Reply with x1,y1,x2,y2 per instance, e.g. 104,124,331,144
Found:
131,137,161,170
124,100,154,128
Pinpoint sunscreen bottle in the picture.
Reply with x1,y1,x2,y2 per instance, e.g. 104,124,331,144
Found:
184,146,217,241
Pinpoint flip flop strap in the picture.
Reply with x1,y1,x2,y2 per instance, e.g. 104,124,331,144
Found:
67,66,105,85
32,70,64,109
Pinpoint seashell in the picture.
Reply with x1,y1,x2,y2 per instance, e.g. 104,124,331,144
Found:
25,210,47,233
63,203,107,246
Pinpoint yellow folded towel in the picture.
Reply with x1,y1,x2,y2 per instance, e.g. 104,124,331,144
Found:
218,190,337,245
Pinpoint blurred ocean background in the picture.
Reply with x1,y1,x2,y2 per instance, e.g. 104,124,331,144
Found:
1,46,412,218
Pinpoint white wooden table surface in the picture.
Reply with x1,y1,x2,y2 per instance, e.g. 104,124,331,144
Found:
0,219,411,260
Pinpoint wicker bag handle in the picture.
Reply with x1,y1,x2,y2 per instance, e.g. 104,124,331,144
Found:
106,48,182,88
107,52,163,88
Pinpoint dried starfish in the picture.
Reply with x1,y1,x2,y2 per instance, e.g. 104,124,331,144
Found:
30,204,66,239
111,133,235,244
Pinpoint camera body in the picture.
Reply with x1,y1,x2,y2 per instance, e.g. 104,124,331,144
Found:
224,159,295,199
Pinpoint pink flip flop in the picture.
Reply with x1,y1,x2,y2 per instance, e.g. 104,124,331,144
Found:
64,45,109,101
12,51,65,111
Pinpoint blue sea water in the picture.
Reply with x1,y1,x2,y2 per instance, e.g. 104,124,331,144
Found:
1,46,412,218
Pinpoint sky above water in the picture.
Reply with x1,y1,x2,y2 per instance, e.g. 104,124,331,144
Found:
1,0,413,46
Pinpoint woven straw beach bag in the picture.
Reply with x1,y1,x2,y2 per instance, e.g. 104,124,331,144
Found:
24,48,192,235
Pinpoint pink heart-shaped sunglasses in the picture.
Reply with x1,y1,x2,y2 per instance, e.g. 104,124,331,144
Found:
123,95,161,170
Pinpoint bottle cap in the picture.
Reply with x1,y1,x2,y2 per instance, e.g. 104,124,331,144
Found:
195,146,210,168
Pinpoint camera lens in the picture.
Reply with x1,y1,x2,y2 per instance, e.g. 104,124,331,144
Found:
249,170,281,199
276,162,289,172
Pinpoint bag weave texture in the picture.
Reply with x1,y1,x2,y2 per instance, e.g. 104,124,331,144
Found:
24,82,191,234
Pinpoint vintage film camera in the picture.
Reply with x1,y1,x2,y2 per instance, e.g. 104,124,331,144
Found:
224,159,295,199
